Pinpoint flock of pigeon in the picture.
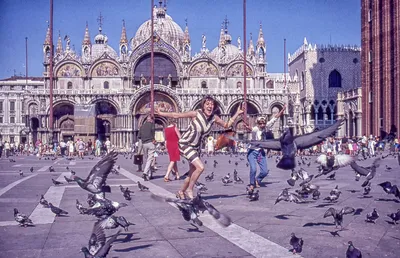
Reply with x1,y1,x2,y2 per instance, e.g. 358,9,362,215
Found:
10,119,400,257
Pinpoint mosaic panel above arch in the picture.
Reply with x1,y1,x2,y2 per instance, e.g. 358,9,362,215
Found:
92,62,120,77
134,92,178,115
57,63,82,77
190,62,218,76
227,63,253,77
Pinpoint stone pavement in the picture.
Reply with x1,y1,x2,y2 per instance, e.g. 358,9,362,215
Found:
0,152,399,258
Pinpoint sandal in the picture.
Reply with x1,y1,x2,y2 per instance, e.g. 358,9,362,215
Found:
164,177,171,182
176,191,186,200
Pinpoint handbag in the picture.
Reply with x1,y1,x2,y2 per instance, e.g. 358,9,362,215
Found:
133,154,143,165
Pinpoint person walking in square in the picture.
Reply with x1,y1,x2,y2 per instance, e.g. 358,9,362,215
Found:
156,96,244,199
163,118,181,182
138,116,156,181
244,105,286,191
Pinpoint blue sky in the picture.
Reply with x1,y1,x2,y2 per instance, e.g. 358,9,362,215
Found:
0,0,361,79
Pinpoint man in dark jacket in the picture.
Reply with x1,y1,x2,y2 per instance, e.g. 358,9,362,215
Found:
138,116,156,181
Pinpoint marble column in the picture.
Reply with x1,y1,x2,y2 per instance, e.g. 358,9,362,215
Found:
356,113,362,138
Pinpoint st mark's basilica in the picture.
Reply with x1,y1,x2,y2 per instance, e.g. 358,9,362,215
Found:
0,2,362,148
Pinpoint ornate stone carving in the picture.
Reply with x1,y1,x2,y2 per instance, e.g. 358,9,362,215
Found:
190,62,218,76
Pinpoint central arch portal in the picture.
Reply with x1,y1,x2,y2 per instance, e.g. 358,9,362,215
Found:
133,53,178,87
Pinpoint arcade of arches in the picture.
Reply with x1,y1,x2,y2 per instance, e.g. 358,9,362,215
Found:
26,92,287,149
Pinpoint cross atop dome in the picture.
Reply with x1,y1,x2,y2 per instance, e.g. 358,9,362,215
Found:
97,12,104,34
222,15,229,34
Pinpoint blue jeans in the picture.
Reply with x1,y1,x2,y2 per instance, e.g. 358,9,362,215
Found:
247,149,268,186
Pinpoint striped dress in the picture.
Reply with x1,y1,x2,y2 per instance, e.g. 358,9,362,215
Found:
179,109,215,163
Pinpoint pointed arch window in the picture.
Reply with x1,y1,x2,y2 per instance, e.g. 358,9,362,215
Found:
329,70,342,88
104,81,109,89
67,81,73,89
301,71,305,90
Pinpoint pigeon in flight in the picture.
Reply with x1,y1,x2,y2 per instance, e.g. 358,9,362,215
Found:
72,151,118,194
80,222,120,258
151,193,232,227
378,181,400,199
85,198,128,218
324,207,355,229
350,158,381,187
226,120,344,170
14,208,34,227
289,233,304,254
346,241,362,258
315,154,353,177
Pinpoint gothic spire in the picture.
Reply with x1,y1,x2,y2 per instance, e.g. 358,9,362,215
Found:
218,25,225,47
82,22,91,45
44,25,51,45
120,19,128,44
256,22,265,48
56,31,63,54
248,32,255,55
183,18,190,44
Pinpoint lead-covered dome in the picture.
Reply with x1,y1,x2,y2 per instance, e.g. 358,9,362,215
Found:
132,5,184,49
211,43,241,63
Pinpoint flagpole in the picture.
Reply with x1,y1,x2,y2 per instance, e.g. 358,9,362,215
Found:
243,0,247,123
150,0,155,118
49,0,54,141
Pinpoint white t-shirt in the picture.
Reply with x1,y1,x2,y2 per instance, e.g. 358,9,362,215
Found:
105,140,111,149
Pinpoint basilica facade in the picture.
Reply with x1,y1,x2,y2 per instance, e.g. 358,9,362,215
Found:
0,3,362,148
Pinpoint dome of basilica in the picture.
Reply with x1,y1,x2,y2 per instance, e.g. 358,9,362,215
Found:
211,43,242,63
91,41,118,61
132,6,184,49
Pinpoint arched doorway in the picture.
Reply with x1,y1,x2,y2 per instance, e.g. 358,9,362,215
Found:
133,53,178,87
95,101,118,141
133,91,178,142
53,102,74,142
30,117,39,144
270,104,285,136
59,116,75,142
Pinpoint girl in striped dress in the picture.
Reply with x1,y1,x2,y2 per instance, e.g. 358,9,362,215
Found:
156,96,244,199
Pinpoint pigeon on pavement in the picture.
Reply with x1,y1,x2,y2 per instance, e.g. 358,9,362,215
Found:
387,209,400,224
49,203,68,216
275,188,305,204
346,241,362,258
289,233,304,254
137,181,149,191
365,208,379,223
14,208,33,227
97,215,135,232
52,178,63,186
39,195,49,208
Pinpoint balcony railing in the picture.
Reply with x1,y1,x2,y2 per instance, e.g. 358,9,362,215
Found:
27,87,289,95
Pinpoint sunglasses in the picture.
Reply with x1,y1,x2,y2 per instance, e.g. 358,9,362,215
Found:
258,122,266,125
